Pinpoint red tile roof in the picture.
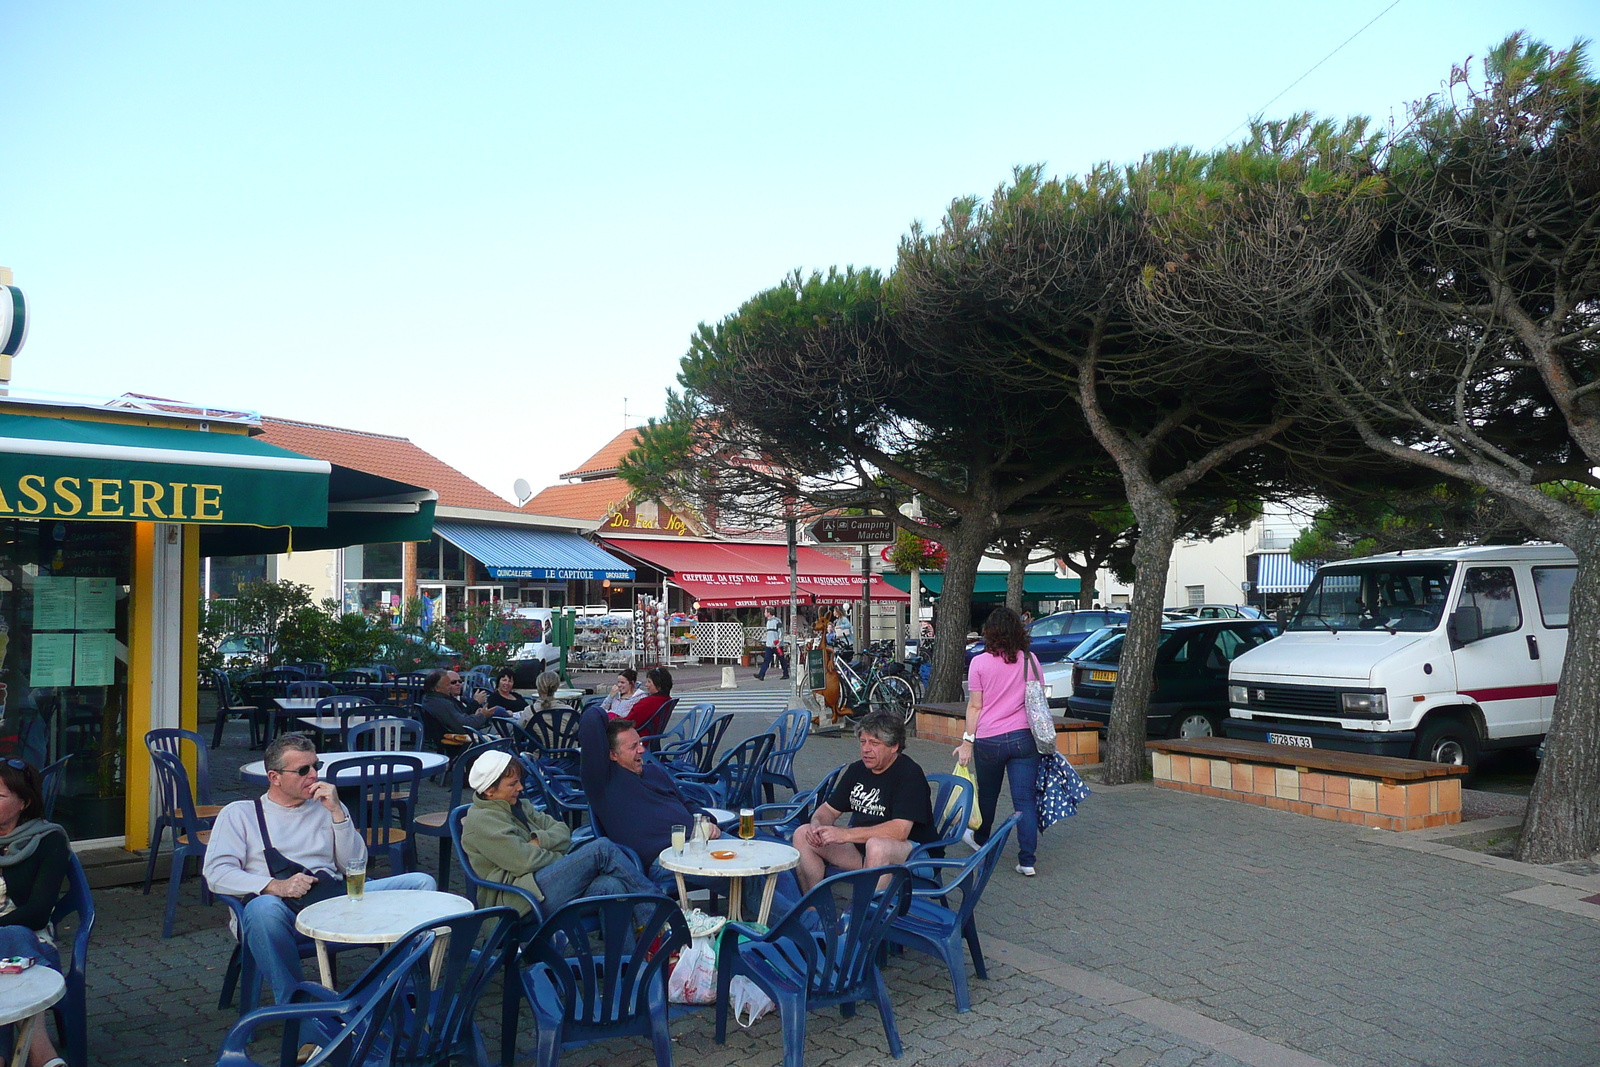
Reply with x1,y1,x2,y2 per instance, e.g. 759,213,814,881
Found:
559,429,642,480
522,478,630,521
258,417,518,512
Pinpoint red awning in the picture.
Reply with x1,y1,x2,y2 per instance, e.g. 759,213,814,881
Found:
601,535,908,609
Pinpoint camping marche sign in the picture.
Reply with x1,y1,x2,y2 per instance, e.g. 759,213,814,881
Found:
809,516,897,544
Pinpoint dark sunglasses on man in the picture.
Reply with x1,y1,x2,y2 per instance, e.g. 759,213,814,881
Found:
271,760,324,777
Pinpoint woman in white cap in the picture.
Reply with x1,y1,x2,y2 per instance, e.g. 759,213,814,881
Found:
459,749,659,918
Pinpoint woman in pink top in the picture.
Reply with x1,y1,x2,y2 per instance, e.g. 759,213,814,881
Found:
957,606,1042,875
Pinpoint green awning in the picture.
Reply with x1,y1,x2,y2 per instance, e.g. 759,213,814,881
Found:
197,462,437,555
0,412,329,527
881,571,1082,602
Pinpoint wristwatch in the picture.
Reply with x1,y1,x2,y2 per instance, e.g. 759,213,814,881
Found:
961,732,976,743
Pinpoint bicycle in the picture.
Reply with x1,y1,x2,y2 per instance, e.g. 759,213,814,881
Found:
832,640,919,725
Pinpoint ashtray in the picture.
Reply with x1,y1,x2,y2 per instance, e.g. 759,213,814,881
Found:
709,849,737,860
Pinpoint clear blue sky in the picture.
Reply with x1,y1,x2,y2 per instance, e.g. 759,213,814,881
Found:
2,2,1593,501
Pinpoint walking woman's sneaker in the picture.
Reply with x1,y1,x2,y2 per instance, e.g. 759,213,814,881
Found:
962,829,980,850
1015,864,1036,876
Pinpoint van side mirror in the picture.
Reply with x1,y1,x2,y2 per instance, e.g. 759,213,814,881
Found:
1449,606,1482,645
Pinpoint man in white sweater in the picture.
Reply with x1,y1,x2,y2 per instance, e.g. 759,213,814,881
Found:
203,733,434,1010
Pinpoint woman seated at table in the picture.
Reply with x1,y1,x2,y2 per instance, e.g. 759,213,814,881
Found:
615,667,673,730
512,670,564,728
0,758,70,1067
460,750,659,919
482,668,529,718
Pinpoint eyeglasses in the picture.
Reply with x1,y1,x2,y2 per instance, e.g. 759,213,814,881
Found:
271,760,324,776
448,679,463,686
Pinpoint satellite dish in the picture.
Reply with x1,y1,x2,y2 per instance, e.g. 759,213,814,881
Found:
513,478,533,506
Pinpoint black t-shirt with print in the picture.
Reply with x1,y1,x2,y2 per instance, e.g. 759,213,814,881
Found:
826,753,936,844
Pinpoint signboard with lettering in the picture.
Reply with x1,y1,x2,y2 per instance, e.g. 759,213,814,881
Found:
809,516,897,544
600,499,695,537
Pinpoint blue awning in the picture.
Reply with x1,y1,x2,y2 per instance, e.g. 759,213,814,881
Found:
434,521,635,581
1254,553,1318,594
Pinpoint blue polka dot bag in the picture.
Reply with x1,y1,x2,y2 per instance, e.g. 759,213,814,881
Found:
1036,751,1091,828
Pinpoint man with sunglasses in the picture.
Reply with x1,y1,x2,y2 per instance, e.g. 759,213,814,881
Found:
203,734,435,1011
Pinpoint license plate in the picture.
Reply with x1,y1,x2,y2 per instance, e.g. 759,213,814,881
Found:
1266,732,1313,748
1090,669,1117,683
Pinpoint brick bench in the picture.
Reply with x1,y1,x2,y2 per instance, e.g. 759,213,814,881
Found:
1145,737,1465,831
914,701,1100,766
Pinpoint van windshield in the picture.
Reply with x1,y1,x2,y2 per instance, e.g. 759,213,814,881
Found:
1289,562,1456,633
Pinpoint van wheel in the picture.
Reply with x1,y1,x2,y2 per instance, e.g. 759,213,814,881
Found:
1413,717,1479,778
1170,711,1220,739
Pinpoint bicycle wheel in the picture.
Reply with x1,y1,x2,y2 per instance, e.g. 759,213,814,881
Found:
868,675,917,725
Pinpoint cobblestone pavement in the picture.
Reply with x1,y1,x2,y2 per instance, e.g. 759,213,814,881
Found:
71,714,1600,1066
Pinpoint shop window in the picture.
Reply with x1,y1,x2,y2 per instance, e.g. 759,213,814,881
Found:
208,555,268,598
345,543,401,581
441,539,465,582
0,520,133,842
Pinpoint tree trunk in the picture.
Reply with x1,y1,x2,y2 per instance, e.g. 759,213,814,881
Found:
926,518,993,702
1062,558,1099,609
1005,549,1027,612
1516,522,1600,862
1102,493,1179,784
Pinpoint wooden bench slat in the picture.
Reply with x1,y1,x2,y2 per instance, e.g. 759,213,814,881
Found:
914,702,1098,730
1146,737,1465,780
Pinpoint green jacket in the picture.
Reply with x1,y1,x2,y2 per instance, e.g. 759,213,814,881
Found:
460,797,572,915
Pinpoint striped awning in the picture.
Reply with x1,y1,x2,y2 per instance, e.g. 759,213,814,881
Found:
434,521,634,580
1254,552,1318,594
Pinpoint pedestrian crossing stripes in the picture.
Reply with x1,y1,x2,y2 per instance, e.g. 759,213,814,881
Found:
672,689,804,715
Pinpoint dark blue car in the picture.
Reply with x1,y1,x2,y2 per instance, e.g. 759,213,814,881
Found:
966,609,1130,664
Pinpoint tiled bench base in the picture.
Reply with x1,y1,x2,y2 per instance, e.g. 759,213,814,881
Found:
1151,750,1461,831
913,707,1100,766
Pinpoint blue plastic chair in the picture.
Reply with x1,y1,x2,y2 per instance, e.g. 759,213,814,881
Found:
643,701,714,752
341,754,423,874
909,773,976,869
40,752,72,821
215,923,438,1067
524,761,591,829
213,893,362,1016
673,732,774,810
714,866,913,1067
48,850,95,1067
289,905,519,1066
287,681,337,699
760,708,810,803
312,694,376,749
147,749,214,938
751,763,847,840
413,738,519,890
885,814,1019,1012
346,716,424,752
143,729,223,897
210,669,264,749
519,893,690,1067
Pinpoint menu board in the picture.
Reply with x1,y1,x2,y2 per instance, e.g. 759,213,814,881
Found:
73,632,115,687
75,577,116,630
32,576,76,631
30,633,75,687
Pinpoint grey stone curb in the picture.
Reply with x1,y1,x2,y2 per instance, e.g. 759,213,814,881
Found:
1357,819,1600,894
985,935,1340,1067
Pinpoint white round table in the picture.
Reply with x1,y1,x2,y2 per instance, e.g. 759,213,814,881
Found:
295,889,474,988
0,967,64,1067
239,749,448,786
656,838,800,927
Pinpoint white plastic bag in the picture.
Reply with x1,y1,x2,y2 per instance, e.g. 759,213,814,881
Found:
667,941,718,1004
728,975,774,1026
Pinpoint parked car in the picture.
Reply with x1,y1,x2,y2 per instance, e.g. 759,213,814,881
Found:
966,609,1130,664
1224,544,1573,773
1165,604,1264,620
216,633,267,668
1065,618,1280,737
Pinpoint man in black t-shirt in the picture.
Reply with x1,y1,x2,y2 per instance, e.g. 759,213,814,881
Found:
795,711,934,891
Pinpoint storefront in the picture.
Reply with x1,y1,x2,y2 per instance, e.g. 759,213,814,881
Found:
0,397,433,849
601,534,909,609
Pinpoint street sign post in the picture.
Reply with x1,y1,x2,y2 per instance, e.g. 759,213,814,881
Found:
809,516,896,544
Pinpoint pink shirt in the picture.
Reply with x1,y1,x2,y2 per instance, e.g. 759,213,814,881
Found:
966,650,1042,738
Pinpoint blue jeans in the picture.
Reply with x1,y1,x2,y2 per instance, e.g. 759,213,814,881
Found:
243,871,436,1016
755,645,788,679
534,839,658,914
972,728,1040,867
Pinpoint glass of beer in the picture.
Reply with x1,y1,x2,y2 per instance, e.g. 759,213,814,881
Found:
738,808,755,840
670,824,686,855
345,857,367,902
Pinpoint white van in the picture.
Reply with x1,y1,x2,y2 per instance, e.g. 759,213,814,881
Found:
1223,544,1576,771
506,606,558,684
